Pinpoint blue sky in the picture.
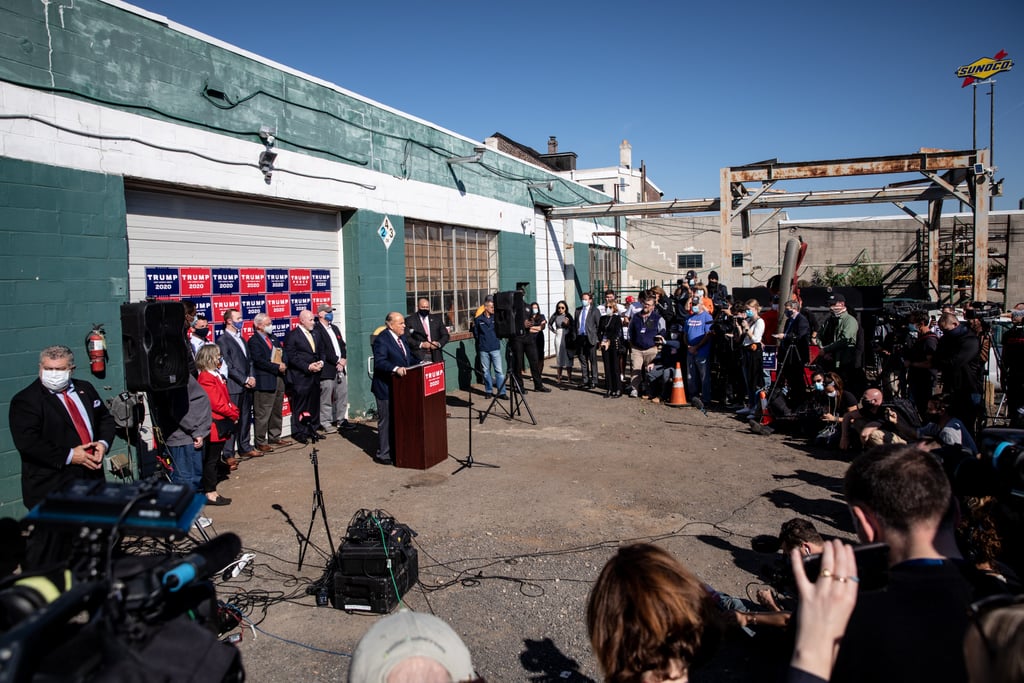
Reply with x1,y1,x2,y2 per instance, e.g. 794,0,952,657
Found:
132,0,1023,218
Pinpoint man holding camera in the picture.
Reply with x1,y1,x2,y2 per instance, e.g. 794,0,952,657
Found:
628,296,666,398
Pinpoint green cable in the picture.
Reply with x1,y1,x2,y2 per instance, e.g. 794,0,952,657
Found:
371,513,408,610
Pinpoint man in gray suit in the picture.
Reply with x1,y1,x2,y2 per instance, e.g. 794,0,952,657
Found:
217,308,258,459
574,292,600,390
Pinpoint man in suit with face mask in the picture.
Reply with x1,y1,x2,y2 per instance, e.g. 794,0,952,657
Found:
9,345,116,569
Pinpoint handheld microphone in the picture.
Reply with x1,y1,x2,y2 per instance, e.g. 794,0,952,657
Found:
162,532,241,592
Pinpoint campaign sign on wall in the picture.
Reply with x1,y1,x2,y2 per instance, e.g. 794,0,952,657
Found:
270,318,292,338
311,292,332,312
240,268,266,294
212,268,240,295
266,294,291,318
311,269,331,292
240,294,266,320
289,269,311,292
180,268,212,297
212,295,241,322
144,267,333,332
266,269,290,293
193,297,212,322
290,293,311,317
146,267,180,297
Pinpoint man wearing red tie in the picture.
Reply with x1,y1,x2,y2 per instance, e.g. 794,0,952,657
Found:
9,345,116,569
371,312,415,465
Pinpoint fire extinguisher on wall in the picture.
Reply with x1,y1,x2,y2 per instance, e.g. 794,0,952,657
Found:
86,324,107,376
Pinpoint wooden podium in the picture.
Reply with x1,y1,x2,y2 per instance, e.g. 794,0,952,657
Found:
392,362,448,469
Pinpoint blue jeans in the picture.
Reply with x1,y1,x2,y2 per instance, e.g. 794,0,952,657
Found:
480,349,506,395
687,353,711,402
167,443,203,491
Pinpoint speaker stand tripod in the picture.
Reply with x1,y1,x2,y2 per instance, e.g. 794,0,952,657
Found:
437,346,499,474
479,372,536,425
297,436,337,571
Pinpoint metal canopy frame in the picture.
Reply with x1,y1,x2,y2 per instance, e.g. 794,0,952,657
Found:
547,149,995,301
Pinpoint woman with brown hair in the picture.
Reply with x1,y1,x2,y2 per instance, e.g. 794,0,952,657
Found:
586,544,721,682
195,344,238,506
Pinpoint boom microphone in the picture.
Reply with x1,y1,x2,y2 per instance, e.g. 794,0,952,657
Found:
162,533,241,592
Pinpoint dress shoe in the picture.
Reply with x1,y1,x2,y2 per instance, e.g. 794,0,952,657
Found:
293,436,309,445
373,455,393,466
206,495,232,506
534,385,552,393
224,457,239,471
338,420,356,431
610,391,622,398
239,449,262,458
256,444,274,453
269,438,294,446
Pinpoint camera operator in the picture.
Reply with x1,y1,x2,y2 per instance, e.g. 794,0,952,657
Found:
711,304,743,406
903,310,939,417
874,312,912,401
773,299,811,403
645,324,684,402
933,312,982,436
734,299,765,417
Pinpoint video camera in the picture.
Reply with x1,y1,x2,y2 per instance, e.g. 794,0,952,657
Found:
0,478,244,682
936,428,1024,505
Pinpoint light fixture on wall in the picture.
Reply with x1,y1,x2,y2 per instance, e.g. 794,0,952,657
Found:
258,125,277,184
446,146,486,165
526,180,554,191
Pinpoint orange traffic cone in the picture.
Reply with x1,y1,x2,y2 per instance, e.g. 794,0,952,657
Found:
667,363,688,407
758,389,773,425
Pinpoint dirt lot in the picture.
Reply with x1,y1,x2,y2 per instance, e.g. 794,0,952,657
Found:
204,372,854,682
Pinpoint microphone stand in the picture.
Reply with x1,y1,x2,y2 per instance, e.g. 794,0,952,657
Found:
297,429,337,570
432,343,498,474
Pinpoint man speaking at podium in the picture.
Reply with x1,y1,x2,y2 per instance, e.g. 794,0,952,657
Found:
371,312,416,465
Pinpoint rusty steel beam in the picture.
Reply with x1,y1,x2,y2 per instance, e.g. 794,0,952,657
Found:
726,149,979,183
546,184,963,220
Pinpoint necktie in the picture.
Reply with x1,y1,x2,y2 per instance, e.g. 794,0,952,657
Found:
579,308,586,334
61,390,92,445
264,333,272,349
424,318,432,343
397,336,407,359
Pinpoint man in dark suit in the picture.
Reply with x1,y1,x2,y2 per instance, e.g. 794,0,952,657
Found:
284,310,324,444
371,312,416,465
773,298,812,402
574,292,600,389
9,345,116,569
217,308,257,459
314,304,353,433
406,297,450,364
248,312,291,451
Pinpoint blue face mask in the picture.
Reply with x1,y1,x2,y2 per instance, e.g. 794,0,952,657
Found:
232,319,244,331
813,381,824,391
745,310,754,319
325,312,334,323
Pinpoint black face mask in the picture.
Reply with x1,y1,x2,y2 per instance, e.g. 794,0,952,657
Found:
418,309,430,316
194,328,210,340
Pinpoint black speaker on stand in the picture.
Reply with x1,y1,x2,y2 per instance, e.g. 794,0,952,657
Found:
121,301,191,392
493,290,525,339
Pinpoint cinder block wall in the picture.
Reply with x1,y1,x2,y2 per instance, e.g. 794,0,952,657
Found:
0,157,128,513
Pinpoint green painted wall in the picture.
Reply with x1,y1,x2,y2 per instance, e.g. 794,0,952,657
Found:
0,0,611,212
573,243,592,299
498,232,537,295
341,210,406,416
0,157,128,514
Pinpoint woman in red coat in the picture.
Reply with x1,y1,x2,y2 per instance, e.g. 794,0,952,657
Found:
196,344,237,506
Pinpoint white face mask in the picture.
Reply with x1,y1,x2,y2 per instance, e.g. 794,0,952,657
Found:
41,369,71,393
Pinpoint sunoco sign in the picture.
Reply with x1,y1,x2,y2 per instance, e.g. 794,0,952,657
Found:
956,50,1013,87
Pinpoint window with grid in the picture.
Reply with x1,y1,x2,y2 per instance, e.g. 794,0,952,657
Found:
590,246,619,294
676,253,704,270
732,252,744,268
405,220,498,332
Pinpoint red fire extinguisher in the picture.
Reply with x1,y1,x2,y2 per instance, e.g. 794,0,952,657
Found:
86,324,107,375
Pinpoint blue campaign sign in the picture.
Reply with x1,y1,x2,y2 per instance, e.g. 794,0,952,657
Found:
290,292,311,316
270,318,292,338
212,268,240,295
192,297,212,321
240,294,266,320
763,345,778,371
146,267,180,298
311,269,331,292
266,268,290,293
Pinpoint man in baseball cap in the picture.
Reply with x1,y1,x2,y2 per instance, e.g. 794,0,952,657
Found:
348,610,479,683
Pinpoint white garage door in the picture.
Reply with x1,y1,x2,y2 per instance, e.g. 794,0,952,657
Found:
125,188,343,316
533,209,565,357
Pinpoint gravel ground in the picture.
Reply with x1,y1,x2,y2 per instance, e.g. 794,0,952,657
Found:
202,373,854,682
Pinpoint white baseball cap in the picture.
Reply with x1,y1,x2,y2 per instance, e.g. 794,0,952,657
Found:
348,610,476,683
